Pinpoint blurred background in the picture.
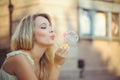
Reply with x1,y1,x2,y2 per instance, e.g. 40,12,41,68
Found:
1,0,120,80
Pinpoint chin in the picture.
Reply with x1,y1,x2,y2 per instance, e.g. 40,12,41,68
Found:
42,40,54,46
48,43,54,46
45,43,54,47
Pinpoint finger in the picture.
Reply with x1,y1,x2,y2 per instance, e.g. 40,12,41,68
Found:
55,47,63,55
56,45,69,57
61,46,70,56
65,47,70,56
64,49,69,57
57,47,62,52
55,47,66,57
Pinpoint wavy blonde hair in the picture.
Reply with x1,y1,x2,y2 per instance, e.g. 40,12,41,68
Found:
11,13,56,80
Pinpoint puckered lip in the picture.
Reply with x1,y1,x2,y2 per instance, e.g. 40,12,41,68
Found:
50,35,55,40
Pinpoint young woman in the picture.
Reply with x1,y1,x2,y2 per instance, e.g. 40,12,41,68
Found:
0,13,69,80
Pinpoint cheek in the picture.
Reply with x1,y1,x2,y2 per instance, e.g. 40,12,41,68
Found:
34,30,49,43
36,30,48,37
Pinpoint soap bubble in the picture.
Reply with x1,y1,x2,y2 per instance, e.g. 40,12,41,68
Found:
64,31,79,46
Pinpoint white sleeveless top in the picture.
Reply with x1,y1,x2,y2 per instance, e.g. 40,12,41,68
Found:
0,50,34,80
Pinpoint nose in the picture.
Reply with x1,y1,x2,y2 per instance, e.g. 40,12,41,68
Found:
49,27,54,33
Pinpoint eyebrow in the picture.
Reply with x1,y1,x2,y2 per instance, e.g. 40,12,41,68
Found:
40,23,51,26
40,23,47,25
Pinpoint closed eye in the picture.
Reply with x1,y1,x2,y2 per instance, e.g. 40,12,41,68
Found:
40,23,51,29
40,23,47,29
41,27,46,29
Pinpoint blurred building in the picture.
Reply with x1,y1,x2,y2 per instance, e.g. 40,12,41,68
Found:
0,0,120,80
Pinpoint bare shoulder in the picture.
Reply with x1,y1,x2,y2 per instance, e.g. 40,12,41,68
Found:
8,53,31,64
3,52,37,80
9,53,33,68
4,52,32,66
2,53,32,74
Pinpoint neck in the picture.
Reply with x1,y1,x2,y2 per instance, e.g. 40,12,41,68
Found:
30,43,47,64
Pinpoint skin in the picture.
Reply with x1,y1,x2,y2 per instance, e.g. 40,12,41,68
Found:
2,16,69,80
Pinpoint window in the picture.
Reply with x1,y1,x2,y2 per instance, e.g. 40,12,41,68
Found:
79,9,91,39
78,0,120,41
112,13,119,40
79,9,108,40
93,11,107,38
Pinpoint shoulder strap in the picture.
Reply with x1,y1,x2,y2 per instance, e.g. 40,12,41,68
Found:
7,51,22,58
6,51,34,65
21,52,34,65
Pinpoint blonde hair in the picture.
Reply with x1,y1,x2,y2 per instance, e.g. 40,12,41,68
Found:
11,13,55,80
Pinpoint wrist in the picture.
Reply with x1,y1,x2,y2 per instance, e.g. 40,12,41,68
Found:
54,63,62,69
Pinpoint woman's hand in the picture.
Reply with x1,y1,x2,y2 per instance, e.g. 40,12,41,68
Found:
54,44,69,66
48,44,69,80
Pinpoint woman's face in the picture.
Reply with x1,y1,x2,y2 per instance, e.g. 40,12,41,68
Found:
34,16,55,47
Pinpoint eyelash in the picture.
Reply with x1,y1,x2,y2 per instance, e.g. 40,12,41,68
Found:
41,27,46,29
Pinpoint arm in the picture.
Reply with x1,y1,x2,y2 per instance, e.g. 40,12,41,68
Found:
48,46,69,80
48,64,61,80
12,54,37,80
